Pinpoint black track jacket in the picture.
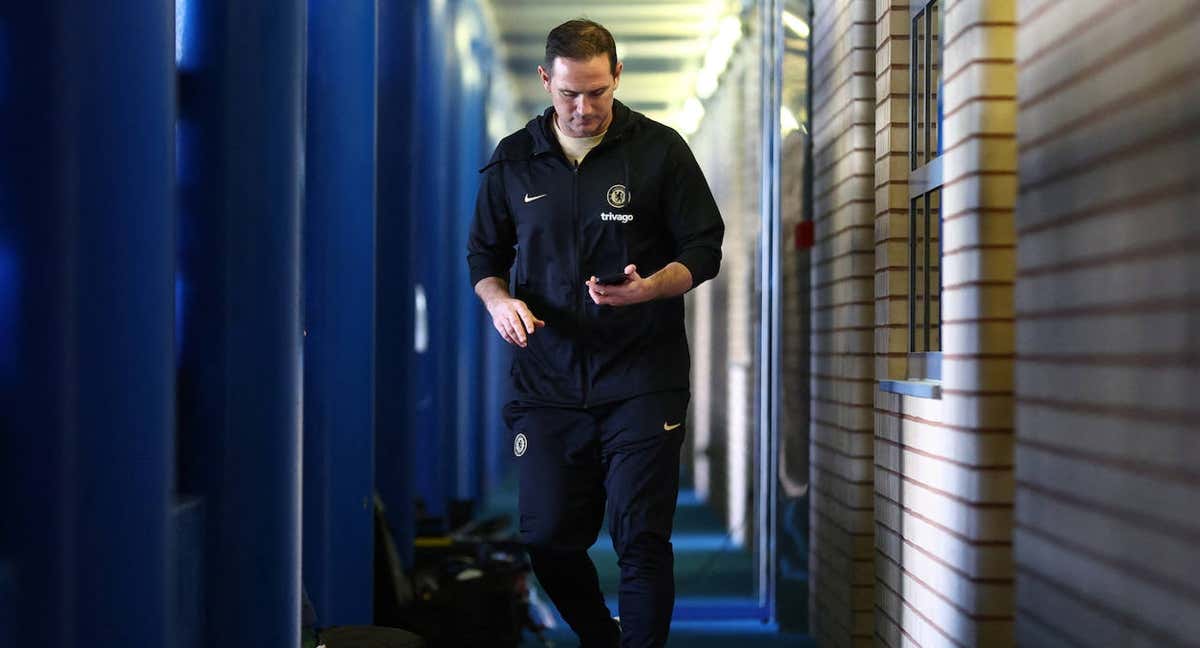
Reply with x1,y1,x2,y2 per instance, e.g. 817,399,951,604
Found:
467,100,724,407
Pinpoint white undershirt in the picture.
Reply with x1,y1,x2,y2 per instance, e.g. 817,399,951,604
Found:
553,116,606,167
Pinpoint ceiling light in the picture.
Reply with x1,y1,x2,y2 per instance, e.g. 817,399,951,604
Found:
782,10,810,39
672,96,706,136
696,69,719,100
781,106,800,137
456,17,481,88
694,13,743,100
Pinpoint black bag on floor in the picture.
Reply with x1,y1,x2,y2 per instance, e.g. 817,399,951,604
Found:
374,496,545,648
406,519,537,648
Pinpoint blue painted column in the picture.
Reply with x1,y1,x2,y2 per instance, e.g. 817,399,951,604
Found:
175,1,305,644
475,33,516,494
451,1,485,505
375,0,418,568
483,334,513,492
412,0,455,523
303,0,377,627
0,3,174,647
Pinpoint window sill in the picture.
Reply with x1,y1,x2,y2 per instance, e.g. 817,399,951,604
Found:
879,379,942,399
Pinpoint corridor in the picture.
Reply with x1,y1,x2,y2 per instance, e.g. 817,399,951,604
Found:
1,1,1197,647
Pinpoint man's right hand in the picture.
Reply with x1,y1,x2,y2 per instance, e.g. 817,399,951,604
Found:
475,277,545,348
486,296,545,348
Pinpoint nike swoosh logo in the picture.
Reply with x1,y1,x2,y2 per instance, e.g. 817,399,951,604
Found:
524,193,547,203
663,422,682,431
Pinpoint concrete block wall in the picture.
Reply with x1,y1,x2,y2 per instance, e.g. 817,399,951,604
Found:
1012,0,1200,645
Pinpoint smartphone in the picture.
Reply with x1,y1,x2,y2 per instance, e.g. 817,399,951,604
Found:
595,270,629,285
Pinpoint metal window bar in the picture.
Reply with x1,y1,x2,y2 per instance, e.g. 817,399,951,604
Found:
909,196,917,352
908,0,943,367
924,6,932,167
909,0,940,169
909,7,920,170
924,191,931,351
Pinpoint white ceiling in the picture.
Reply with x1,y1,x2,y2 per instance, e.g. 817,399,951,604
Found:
485,0,737,127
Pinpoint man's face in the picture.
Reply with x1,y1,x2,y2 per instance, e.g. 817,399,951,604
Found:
539,55,623,138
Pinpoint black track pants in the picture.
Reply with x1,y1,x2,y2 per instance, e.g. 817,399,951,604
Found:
505,390,689,648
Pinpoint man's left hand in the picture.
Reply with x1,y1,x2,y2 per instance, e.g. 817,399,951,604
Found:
586,264,657,307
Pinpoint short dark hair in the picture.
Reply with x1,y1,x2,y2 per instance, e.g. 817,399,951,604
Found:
544,19,618,76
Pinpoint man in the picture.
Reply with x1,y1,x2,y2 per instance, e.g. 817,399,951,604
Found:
466,19,723,648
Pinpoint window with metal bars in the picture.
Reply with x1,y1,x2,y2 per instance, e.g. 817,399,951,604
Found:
908,0,943,381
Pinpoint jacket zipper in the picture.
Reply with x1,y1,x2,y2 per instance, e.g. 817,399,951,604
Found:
572,161,590,407
571,134,622,408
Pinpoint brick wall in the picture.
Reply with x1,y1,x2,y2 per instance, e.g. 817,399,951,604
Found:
873,1,1017,646
874,0,911,383
809,1,878,645
808,1,1200,644
1013,0,1200,644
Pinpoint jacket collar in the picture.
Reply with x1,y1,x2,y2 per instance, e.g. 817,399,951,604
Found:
526,99,637,156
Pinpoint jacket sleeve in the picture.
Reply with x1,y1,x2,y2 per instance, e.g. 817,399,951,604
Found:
662,133,724,287
466,156,516,288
